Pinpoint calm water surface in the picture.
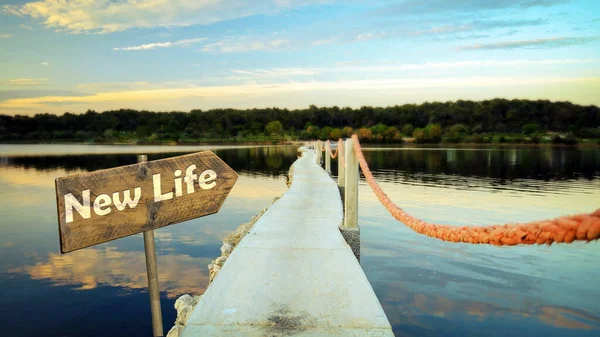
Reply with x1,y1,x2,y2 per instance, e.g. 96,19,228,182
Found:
0,144,598,336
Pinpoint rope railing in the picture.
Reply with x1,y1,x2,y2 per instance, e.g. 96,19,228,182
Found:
322,135,600,245
328,140,339,159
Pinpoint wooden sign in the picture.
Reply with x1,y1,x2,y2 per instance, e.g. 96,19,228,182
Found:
55,151,238,253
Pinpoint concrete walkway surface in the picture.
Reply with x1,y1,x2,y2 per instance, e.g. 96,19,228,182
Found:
181,147,393,337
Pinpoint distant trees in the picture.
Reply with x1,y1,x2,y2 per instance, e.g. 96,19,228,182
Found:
329,128,343,140
265,121,283,136
401,124,414,136
1,99,599,144
522,123,541,135
357,128,373,141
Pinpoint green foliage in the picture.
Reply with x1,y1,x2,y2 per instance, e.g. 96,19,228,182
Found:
136,125,151,138
413,128,426,143
369,123,388,136
419,124,442,143
449,124,468,136
341,126,353,137
382,126,401,143
401,124,414,137
1,99,599,144
552,133,578,145
357,127,373,141
265,120,283,136
320,126,333,140
522,123,541,135
467,135,484,143
329,128,343,140
527,135,541,144
579,127,600,138
306,125,320,139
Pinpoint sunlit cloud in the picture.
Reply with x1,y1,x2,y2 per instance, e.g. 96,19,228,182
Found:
1,76,598,115
2,241,16,248
2,0,327,34
113,38,206,51
20,24,33,30
5,78,50,86
0,34,11,38
40,62,49,66
460,36,600,50
405,292,598,330
9,246,210,298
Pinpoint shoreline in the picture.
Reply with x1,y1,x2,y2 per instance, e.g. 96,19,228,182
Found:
1,140,598,148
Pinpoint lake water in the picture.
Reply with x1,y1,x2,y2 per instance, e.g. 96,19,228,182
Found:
0,144,599,337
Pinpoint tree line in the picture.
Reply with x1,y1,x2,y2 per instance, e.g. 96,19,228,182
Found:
1,99,599,144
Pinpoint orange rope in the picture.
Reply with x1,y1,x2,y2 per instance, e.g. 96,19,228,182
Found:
328,140,339,159
350,135,600,245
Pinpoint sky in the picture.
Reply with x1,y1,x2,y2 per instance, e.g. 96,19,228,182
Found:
0,0,599,116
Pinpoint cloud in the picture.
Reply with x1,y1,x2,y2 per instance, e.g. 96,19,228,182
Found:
2,0,327,34
5,78,50,86
113,37,206,51
373,0,569,16
40,62,49,66
201,38,291,53
231,68,320,77
356,32,384,41
20,24,33,30
0,34,11,38
460,36,600,50
0,89,87,102
1,75,598,115
311,38,336,46
230,59,599,78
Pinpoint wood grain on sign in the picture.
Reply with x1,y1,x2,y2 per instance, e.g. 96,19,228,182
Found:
55,151,238,253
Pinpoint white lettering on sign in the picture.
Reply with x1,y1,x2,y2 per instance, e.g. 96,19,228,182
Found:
184,164,198,194
153,173,174,202
65,189,91,223
113,188,142,211
199,170,217,189
64,164,217,223
93,194,112,216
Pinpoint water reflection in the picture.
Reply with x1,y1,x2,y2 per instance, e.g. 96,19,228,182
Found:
1,144,599,337
8,246,209,298
1,146,298,178
361,147,600,181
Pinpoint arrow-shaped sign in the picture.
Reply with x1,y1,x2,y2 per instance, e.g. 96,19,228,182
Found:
55,151,238,253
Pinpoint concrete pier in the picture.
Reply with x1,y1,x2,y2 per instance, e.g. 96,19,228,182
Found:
180,147,393,337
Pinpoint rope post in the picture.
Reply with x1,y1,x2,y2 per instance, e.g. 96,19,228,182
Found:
325,140,331,173
316,140,322,165
342,138,360,261
338,139,345,188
